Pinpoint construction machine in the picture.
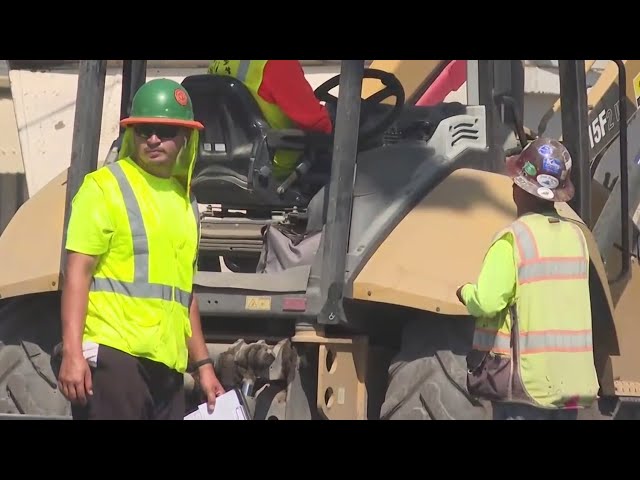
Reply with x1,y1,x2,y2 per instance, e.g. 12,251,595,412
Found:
0,59,639,420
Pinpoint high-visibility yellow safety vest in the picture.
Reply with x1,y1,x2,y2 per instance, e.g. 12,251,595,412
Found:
82,158,200,373
471,212,599,409
208,60,301,179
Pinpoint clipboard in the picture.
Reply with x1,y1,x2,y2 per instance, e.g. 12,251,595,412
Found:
184,388,252,420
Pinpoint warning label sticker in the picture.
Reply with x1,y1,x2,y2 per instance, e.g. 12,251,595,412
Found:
245,296,272,311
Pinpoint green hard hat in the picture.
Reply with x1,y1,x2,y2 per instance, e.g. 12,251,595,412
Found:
120,78,204,130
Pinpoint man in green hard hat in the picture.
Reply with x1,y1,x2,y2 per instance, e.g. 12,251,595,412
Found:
58,78,225,420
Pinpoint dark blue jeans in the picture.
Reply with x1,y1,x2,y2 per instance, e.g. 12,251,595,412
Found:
493,402,578,420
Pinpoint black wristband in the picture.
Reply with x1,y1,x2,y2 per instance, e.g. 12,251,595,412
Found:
189,357,214,373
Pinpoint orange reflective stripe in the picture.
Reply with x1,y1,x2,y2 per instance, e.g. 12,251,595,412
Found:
469,215,597,408
518,329,592,354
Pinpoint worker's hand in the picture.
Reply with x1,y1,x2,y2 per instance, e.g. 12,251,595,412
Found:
456,284,468,304
58,352,93,406
198,364,225,413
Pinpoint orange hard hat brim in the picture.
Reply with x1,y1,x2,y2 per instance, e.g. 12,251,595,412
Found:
120,116,204,130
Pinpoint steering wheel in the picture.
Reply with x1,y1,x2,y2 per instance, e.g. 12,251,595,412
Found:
314,68,405,143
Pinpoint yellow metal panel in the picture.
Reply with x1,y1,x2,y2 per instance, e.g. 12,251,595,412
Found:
0,169,66,299
353,168,517,315
362,60,448,103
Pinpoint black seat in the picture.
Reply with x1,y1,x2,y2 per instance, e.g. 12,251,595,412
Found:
181,74,332,210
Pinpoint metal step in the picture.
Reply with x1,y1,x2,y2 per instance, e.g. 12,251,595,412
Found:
201,223,264,240
194,265,311,293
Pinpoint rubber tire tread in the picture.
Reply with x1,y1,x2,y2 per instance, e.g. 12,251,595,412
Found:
0,292,71,417
380,316,492,420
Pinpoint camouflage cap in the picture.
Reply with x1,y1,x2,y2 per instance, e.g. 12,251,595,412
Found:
505,137,574,202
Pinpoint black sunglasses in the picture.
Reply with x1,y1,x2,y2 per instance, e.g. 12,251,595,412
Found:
133,124,181,140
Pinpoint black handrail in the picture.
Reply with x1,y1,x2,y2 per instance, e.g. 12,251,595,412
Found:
558,60,591,226
494,94,528,149
612,60,630,283
60,61,107,275
318,60,365,325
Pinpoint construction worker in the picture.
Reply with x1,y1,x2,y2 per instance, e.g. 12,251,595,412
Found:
57,78,225,420
456,138,600,420
208,60,333,180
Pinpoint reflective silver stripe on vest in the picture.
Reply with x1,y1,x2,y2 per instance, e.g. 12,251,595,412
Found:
93,277,173,301
518,260,588,283
511,221,537,261
175,288,192,308
236,60,251,82
518,330,592,354
108,162,150,282
90,162,197,309
511,218,588,284
472,328,592,354
190,192,200,269
472,329,510,353
190,193,200,231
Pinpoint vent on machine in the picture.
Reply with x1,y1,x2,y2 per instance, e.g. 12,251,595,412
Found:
382,127,404,145
450,120,480,147
382,121,436,146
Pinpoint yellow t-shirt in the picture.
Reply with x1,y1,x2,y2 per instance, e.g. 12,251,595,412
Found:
66,161,195,263
461,234,517,319
65,158,198,371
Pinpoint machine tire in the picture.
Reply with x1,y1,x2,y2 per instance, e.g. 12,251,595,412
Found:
0,292,71,417
380,316,492,420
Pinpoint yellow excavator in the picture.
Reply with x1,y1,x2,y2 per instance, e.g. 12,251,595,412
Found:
0,60,639,420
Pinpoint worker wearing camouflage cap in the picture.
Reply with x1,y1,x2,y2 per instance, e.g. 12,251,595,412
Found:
456,137,599,420
58,78,224,420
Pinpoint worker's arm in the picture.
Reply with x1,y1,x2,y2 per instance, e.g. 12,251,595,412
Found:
59,177,113,404
61,253,98,358
186,294,211,366
458,235,517,318
187,294,224,411
61,177,113,355
259,60,333,133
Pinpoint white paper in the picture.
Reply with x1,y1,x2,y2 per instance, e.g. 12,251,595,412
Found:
184,389,249,420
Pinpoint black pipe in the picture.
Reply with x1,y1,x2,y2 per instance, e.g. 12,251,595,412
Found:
113,60,147,156
558,60,592,227
119,60,147,135
120,60,132,123
613,60,630,282
318,60,364,325
477,60,503,173
129,60,147,102
537,106,555,137
60,61,107,274
495,94,527,149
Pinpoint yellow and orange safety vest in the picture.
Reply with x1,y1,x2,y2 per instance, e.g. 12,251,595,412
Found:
470,212,599,409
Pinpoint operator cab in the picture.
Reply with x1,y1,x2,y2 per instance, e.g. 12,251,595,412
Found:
180,68,480,274
182,74,333,211
181,69,413,213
